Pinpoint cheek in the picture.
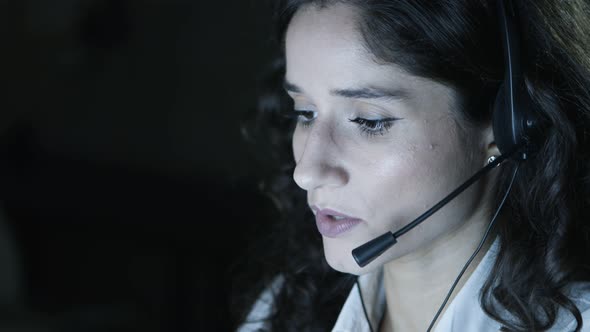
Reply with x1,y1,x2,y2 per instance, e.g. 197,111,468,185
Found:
354,133,467,231
350,143,428,225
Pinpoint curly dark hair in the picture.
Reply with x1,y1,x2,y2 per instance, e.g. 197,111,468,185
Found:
229,0,590,331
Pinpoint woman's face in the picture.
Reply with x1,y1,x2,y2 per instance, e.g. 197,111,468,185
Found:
286,3,494,275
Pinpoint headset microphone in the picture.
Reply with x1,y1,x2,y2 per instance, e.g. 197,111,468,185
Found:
352,0,540,268
352,146,518,267
351,1,545,331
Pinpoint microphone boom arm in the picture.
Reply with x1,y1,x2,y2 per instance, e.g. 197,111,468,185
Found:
352,146,519,267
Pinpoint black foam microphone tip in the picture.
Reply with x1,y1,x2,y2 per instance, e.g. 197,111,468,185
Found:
352,232,397,267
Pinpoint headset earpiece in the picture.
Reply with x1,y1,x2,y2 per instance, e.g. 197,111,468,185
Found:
492,0,540,161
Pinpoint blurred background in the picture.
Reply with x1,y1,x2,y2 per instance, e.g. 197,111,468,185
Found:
1,0,277,330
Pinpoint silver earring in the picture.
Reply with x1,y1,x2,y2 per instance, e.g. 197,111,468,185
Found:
487,155,499,166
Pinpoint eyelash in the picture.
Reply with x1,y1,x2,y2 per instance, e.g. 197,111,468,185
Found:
291,110,398,137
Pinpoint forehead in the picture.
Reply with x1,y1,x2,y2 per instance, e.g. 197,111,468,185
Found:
284,3,419,95
286,3,362,58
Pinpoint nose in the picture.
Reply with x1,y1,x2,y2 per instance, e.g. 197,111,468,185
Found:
292,123,349,191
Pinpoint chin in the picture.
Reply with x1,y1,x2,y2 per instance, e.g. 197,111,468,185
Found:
322,233,406,276
323,239,379,276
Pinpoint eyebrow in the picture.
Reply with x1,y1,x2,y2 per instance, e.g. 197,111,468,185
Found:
283,79,410,101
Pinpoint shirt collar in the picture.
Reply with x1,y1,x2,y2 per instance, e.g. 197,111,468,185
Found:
332,266,385,332
332,237,502,332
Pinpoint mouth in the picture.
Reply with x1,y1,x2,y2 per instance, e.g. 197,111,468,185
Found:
311,206,364,238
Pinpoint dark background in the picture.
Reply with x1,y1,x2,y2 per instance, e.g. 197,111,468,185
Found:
1,1,277,331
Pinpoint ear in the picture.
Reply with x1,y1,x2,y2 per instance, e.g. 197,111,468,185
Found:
483,122,501,159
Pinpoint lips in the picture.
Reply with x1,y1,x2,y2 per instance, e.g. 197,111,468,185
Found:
311,206,364,238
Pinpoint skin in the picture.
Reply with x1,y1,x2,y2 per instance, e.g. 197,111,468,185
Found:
285,3,501,331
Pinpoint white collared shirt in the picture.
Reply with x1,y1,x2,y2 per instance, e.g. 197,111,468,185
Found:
239,237,590,331
333,237,590,332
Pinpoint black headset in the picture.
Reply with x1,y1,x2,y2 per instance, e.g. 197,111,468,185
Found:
493,0,540,160
353,0,544,330
352,0,542,270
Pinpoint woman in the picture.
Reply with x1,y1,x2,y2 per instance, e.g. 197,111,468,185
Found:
230,0,590,331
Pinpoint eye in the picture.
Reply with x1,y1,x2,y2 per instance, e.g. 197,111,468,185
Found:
291,110,316,128
348,117,400,137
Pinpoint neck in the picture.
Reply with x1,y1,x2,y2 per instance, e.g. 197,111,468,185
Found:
381,213,498,332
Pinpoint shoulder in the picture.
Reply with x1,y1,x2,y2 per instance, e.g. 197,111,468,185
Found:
554,282,590,331
236,275,285,332
561,304,590,331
